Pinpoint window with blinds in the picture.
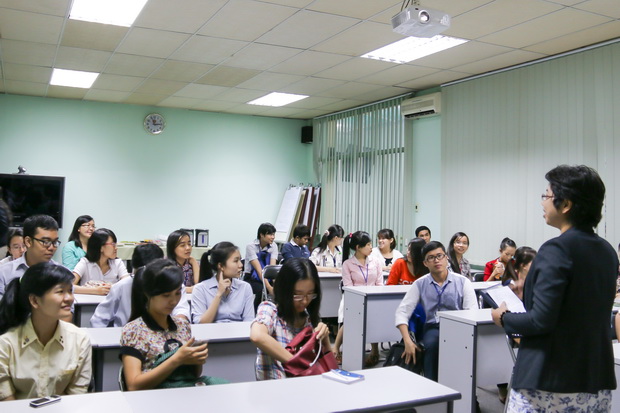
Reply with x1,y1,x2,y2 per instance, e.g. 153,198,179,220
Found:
313,98,407,251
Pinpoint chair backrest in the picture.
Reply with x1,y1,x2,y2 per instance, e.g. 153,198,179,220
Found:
118,365,127,391
472,271,484,282
263,265,282,280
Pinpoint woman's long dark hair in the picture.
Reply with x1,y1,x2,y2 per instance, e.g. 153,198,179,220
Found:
0,262,74,334
499,237,517,283
85,228,117,263
342,231,372,261
129,258,184,322
407,237,428,278
166,230,192,264
68,215,94,249
447,232,469,274
273,258,321,327
199,241,239,282
4,228,23,257
315,225,344,254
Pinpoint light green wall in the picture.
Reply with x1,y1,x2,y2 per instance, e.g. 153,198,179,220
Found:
0,94,313,259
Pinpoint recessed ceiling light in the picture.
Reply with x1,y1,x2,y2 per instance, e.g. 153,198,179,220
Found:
248,92,308,107
70,0,148,27
361,35,468,64
50,68,100,88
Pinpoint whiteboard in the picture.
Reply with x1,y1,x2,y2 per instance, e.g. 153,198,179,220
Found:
274,187,303,243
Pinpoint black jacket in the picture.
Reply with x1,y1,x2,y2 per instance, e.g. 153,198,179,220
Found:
504,227,618,393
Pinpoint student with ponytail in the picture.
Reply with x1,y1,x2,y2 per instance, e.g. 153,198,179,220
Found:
309,224,344,273
191,242,254,324
0,262,92,400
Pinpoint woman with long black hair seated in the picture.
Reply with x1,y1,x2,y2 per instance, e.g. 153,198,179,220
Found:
0,262,91,400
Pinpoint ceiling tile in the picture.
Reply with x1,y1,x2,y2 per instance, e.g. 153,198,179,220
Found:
210,87,265,103
92,74,145,92
157,96,203,108
195,66,261,87
150,60,214,82
315,58,396,81
454,49,547,74
60,20,128,52
317,99,367,113
0,0,69,16
221,104,269,115
0,40,56,66
104,54,164,77
412,41,513,70
573,0,620,17
116,28,190,59
55,46,112,72
287,109,332,119
543,0,586,5
280,77,347,95
84,89,130,102
224,43,302,70
307,0,398,20
0,8,63,44
270,51,351,76
317,81,385,99
2,63,52,83
123,93,167,106
134,79,187,95
3,80,48,95
254,0,313,8
255,106,303,118
479,7,612,49
170,35,248,65
256,10,359,49
191,99,238,112
396,70,472,89
357,64,437,86
46,85,88,99
198,0,297,41
368,4,403,25
448,0,563,40
351,85,412,102
312,21,403,56
174,83,229,99
524,20,620,55
286,96,344,109
134,0,227,33
236,71,305,91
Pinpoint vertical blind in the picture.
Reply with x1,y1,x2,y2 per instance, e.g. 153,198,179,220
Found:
441,41,620,264
313,97,407,251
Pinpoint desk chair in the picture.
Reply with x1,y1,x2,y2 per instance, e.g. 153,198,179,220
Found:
260,265,281,302
118,366,127,392
473,272,485,282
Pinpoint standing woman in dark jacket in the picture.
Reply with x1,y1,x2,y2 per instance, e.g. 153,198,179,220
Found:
492,165,618,412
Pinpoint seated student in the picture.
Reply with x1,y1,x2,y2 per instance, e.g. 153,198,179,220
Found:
0,262,91,400
309,224,344,273
191,242,254,323
0,215,62,300
370,228,404,272
386,238,428,285
415,225,432,244
62,215,95,271
395,241,477,381
509,246,537,301
166,230,199,294
243,223,278,309
447,232,471,280
73,228,129,295
90,243,190,327
0,228,25,266
250,258,330,380
483,237,517,282
281,224,311,263
120,259,227,390
338,231,383,367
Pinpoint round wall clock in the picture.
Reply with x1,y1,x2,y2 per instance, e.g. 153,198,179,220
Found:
144,113,165,134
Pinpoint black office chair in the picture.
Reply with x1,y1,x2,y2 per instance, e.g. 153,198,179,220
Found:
263,265,281,281
472,271,485,282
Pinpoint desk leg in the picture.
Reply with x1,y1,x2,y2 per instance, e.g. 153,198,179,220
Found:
342,291,366,371
439,319,476,413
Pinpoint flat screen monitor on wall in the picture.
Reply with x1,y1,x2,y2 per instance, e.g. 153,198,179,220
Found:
0,174,65,228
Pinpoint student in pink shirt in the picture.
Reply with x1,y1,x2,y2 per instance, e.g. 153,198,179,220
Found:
334,231,383,366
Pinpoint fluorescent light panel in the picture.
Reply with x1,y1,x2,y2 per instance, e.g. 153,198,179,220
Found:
70,0,148,27
361,35,468,64
248,92,308,107
50,69,100,88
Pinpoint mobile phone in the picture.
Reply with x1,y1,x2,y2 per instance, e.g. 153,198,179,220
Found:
190,339,208,347
29,395,61,408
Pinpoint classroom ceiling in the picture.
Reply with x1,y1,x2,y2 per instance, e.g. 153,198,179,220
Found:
0,0,618,120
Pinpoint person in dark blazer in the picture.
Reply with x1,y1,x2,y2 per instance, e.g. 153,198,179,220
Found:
492,165,618,411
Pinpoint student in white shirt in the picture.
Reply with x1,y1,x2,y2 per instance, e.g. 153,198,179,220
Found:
369,228,403,272
0,228,25,266
191,242,254,323
73,228,129,295
0,262,91,400
309,224,344,273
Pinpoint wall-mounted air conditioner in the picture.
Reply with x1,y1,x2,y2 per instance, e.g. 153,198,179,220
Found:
401,92,441,118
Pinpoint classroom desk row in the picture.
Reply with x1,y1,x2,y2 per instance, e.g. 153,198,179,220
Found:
4,367,461,413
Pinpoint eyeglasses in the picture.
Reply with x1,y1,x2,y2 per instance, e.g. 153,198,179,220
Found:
104,242,117,247
541,194,555,201
32,237,61,248
425,253,446,262
80,223,96,229
293,293,318,302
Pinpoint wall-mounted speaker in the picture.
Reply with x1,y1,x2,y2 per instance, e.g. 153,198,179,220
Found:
301,126,313,144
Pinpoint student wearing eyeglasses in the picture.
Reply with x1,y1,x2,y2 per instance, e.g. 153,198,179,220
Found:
395,240,477,381
0,215,62,301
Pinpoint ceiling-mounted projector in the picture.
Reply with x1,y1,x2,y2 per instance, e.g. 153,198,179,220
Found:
392,6,450,38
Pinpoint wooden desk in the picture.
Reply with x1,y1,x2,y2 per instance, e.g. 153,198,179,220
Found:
438,309,513,413
87,322,255,392
73,294,106,327
122,366,461,413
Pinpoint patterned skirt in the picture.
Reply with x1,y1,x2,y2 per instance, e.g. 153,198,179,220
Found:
507,388,612,413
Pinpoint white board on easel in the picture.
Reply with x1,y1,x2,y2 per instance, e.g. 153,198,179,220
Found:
274,187,303,243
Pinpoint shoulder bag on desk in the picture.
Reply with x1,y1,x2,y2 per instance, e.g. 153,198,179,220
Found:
282,326,338,377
